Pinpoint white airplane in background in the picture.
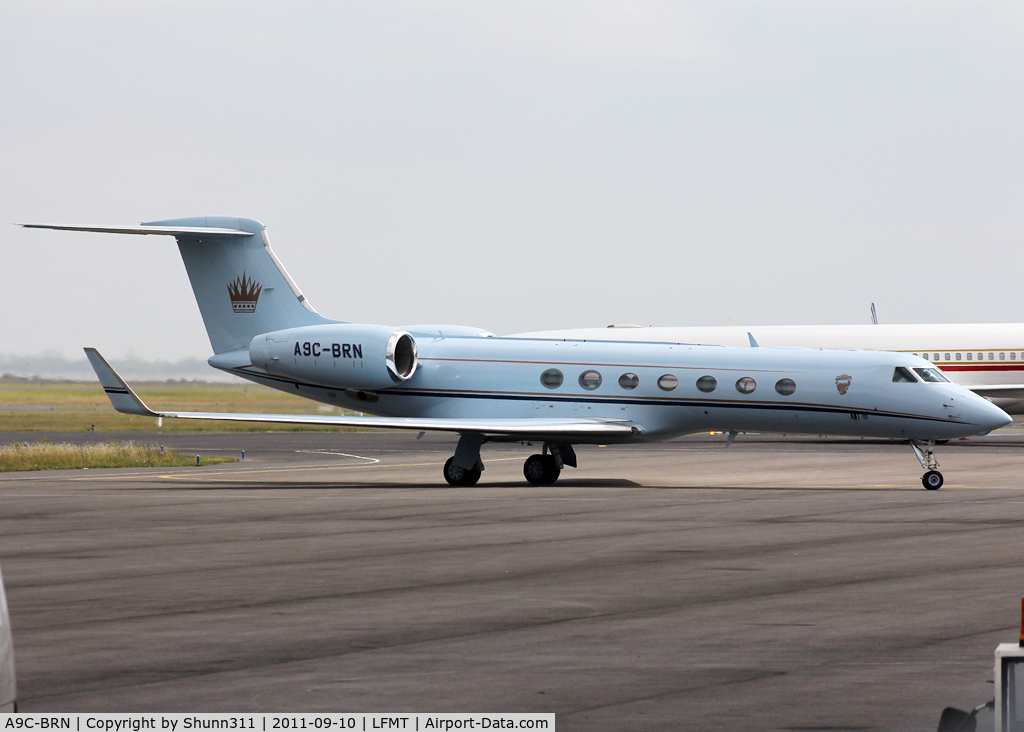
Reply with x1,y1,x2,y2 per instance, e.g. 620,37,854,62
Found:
23,218,1012,490
514,321,1024,414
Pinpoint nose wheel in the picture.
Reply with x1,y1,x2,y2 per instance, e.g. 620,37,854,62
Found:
922,470,944,490
444,456,481,486
523,454,560,485
911,441,943,490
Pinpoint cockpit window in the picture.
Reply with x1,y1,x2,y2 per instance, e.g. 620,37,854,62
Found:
892,367,918,383
913,367,949,383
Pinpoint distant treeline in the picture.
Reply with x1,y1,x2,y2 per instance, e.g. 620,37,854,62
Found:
0,352,242,383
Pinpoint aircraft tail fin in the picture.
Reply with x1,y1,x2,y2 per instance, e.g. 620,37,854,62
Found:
23,217,334,353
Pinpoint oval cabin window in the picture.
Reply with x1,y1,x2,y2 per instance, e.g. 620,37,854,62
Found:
618,373,639,390
696,375,717,393
540,369,563,389
736,377,756,394
657,374,678,391
578,370,602,390
775,378,796,396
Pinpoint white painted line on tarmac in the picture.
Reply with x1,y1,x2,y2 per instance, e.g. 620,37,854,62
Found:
294,450,380,463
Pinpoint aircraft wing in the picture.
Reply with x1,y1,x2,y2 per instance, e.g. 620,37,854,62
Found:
84,349,644,439
967,384,1024,401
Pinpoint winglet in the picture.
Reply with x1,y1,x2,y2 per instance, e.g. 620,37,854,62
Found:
747,332,759,348
83,348,159,417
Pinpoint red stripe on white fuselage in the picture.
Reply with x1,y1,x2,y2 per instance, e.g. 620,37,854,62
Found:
936,365,1024,372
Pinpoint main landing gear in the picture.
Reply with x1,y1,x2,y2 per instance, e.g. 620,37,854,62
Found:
523,454,560,485
443,456,481,486
911,440,943,490
523,443,576,486
443,432,485,486
441,435,578,487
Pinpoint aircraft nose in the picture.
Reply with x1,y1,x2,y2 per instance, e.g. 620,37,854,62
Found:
970,396,1012,435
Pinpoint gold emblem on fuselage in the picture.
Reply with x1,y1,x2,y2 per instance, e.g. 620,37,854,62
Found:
835,374,852,395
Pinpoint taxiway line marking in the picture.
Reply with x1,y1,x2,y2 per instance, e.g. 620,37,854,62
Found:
155,456,524,481
293,450,380,463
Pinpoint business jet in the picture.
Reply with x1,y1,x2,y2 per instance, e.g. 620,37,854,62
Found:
23,218,1011,490
515,323,1024,414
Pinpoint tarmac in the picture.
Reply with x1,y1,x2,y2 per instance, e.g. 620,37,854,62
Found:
2,429,1024,731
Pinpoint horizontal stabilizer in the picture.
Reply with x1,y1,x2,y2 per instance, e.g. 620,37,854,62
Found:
85,349,644,439
20,223,253,237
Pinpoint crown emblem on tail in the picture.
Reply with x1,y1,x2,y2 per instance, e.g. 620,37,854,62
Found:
227,272,262,313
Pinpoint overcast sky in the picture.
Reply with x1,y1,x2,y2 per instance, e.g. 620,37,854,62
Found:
3,1,1023,360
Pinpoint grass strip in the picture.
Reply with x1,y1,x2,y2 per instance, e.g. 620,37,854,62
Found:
0,441,236,472
0,412,362,432
0,380,372,432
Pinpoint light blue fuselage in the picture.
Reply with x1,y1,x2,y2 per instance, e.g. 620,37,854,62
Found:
215,333,1005,443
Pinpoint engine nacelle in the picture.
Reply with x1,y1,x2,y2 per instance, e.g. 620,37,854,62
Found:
249,324,418,391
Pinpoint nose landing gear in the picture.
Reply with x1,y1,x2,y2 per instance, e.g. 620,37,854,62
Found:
911,440,943,490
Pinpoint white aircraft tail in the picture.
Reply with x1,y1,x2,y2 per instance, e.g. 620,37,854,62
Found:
22,217,334,353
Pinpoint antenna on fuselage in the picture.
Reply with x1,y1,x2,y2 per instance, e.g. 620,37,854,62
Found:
747,332,759,348
870,302,878,325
